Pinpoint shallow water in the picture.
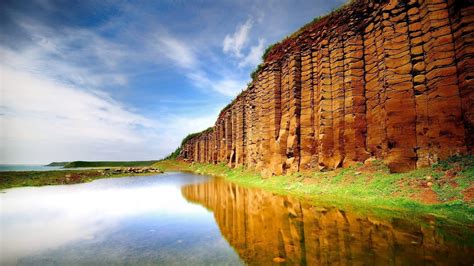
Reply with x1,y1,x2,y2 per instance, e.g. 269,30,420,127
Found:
1,172,473,265
0,173,242,265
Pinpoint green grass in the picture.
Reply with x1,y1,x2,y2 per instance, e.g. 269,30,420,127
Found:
0,170,105,189
63,160,158,168
154,157,474,224
46,162,69,166
0,168,164,190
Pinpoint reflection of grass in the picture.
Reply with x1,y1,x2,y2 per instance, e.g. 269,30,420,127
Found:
154,157,474,224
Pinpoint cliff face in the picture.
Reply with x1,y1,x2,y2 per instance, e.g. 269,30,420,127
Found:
182,179,474,265
179,0,474,174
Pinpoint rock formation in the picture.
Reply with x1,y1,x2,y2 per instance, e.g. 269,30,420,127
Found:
179,0,473,174
182,179,474,265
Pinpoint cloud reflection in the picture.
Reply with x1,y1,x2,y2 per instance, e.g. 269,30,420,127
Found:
0,174,210,263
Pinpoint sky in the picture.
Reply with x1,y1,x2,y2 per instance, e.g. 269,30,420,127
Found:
1,0,345,164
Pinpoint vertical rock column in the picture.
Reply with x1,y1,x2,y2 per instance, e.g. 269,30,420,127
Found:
330,35,346,168
300,49,316,170
381,2,417,172
230,106,237,166
417,0,466,165
234,97,245,166
311,42,322,169
267,63,283,176
194,140,199,162
258,70,272,172
449,0,474,153
245,87,258,168
343,30,369,165
317,39,336,169
219,120,226,162
225,112,233,165
364,7,389,161
254,75,265,171
277,54,302,173
288,54,302,173
409,1,431,168
276,58,291,172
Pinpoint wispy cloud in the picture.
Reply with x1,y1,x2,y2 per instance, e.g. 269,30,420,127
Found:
151,33,247,97
239,38,265,68
223,18,253,58
187,72,246,97
2,20,131,89
156,36,198,69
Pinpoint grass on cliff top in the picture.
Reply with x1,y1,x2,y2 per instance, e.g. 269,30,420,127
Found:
154,156,474,224
261,0,355,62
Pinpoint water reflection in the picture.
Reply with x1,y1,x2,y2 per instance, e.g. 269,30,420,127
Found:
1,173,243,265
182,178,474,265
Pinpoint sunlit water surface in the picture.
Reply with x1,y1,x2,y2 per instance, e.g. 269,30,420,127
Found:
1,172,473,265
0,172,242,265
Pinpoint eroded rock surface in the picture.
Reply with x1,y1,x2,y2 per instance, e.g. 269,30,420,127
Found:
179,0,474,174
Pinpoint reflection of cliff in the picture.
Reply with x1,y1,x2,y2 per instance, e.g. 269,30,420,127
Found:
179,0,473,174
182,179,474,265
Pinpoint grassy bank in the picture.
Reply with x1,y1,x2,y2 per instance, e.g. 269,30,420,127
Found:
0,168,162,190
154,157,474,223
61,160,159,168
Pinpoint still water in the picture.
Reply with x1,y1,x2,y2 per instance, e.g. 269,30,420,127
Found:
1,172,473,265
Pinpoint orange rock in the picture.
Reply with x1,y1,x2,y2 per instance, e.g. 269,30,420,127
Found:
273,257,286,263
178,0,471,173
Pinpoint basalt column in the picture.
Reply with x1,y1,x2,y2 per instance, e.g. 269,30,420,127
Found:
382,2,418,172
276,54,302,174
416,0,466,166
449,0,474,152
266,63,283,176
234,96,246,166
316,39,336,169
329,35,346,169
300,49,316,170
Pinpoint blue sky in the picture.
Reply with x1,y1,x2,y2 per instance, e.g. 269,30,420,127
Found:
1,0,345,164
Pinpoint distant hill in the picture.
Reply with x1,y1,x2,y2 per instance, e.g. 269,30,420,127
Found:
46,162,69,167
62,160,159,168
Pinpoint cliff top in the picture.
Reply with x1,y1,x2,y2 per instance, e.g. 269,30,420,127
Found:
262,0,366,63
217,0,367,121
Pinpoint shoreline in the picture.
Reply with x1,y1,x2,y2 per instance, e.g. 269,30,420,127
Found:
0,167,163,190
153,159,474,224
1,158,472,224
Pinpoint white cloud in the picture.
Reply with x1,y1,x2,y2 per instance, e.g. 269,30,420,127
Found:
187,71,246,97
156,36,198,69
0,65,216,163
12,21,131,88
150,34,246,97
239,38,265,68
223,19,253,58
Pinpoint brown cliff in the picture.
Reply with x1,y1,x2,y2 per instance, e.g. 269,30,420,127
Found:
179,0,474,174
182,179,474,265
